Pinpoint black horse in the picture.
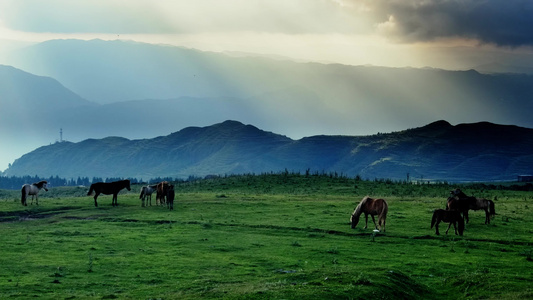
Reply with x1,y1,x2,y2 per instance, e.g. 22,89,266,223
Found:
87,180,131,207
167,184,175,210
446,196,473,223
431,209,464,236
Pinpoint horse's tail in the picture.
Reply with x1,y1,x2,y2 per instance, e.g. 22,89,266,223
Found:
489,200,496,217
431,210,437,229
139,187,145,199
21,186,26,205
87,184,94,196
379,200,388,230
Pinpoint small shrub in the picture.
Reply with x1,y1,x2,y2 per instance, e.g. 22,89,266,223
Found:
327,247,339,254
291,241,302,247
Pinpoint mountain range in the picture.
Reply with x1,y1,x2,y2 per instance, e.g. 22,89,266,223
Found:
5,39,533,136
4,120,532,182
2,39,533,173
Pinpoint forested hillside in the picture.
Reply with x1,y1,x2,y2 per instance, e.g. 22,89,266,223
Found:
4,120,533,182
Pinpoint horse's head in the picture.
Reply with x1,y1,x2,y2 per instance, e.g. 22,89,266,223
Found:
350,213,360,229
41,181,49,191
450,188,462,196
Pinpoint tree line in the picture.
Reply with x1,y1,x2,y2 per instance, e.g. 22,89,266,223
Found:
0,175,155,190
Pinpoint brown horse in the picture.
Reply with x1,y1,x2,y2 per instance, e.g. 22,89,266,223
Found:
156,181,170,206
87,179,131,207
450,188,495,224
431,209,464,236
350,196,388,232
21,181,49,206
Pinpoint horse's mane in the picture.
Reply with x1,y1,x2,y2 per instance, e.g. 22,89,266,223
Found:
452,188,468,198
32,181,47,188
354,196,370,216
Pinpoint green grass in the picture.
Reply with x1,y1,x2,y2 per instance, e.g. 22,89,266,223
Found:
0,175,532,299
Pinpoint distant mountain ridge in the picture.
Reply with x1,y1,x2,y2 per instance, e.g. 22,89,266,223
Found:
3,39,533,172
6,39,533,135
4,120,533,182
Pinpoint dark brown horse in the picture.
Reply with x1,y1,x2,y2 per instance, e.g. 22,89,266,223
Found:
156,181,170,206
87,179,131,207
21,181,49,206
446,196,472,223
166,184,175,210
450,188,495,224
350,196,388,232
431,209,464,236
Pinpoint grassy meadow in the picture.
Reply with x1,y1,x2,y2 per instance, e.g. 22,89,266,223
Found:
0,174,532,299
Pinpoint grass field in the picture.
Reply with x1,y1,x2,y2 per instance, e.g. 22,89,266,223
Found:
0,175,532,299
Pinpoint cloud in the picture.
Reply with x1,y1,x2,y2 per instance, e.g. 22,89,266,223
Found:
368,0,533,47
0,0,372,35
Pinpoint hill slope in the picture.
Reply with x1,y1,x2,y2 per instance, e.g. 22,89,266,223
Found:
4,120,533,181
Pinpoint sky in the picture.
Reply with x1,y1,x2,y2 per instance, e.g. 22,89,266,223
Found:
1,0,533,172
1,0,533,70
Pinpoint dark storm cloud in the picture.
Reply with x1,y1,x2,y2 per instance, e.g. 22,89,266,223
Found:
372,0,533,47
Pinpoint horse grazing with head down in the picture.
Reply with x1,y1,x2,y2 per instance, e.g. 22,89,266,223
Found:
350,196,388,232
139,185,157,207
21,181,49,206
431,209,464,236
450,188,495,224
87,179,131,207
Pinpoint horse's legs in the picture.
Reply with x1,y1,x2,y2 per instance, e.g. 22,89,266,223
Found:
94,194,99,207
370,215,378,230
435,220,440,235
464,211,469,223
363,213,368,229
445,222,452,235
112,194,118,206
446,222,458,235
484,208,490,224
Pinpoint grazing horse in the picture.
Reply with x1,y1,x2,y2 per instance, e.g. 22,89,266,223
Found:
166,184,175,210
350,196,388,232
431,209,464,236
450,188,496,224
156,181,170,206
139,185,157,207
87,180,131,207
21,181,49,206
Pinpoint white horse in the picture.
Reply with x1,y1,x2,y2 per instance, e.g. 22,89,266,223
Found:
139,185,157,207
21,181,49,206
